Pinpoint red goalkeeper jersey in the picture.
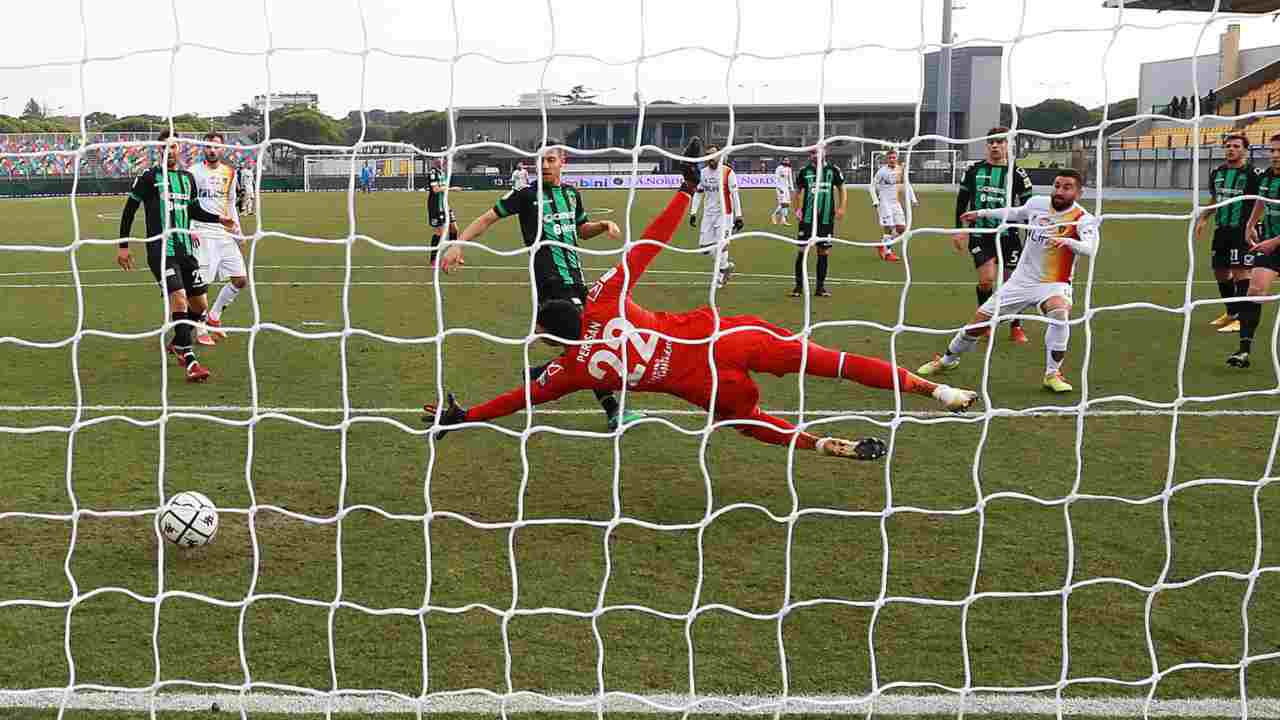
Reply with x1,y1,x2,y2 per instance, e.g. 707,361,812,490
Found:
466,221,719,422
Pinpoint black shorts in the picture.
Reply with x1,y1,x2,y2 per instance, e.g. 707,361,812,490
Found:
535,280,588,307
146,241,207,297
427,205,456,229
798,222,835,250
1251,247,1280,273
1212,227,1250,269
970,230,1023,270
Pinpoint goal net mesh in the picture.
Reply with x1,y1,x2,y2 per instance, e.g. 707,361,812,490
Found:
303,153,416,192
1,0,1279,717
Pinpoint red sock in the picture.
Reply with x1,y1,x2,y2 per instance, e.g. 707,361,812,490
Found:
640,191,691,245
808,346,935,396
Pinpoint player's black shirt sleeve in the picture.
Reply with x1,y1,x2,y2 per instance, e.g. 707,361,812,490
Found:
830,165,845,187
494,186,531,219
956,165,975,227
119,168,156,246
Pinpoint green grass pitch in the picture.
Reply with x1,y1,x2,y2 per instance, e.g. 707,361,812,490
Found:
0,186,1278,717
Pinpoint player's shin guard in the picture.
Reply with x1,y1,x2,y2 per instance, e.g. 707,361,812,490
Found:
1218,279,1238,316
1238,300,1262,353
1045,308,1070,374
1234,280,1252,317
171,311,195,367
946,330,979,362
212,283,240,317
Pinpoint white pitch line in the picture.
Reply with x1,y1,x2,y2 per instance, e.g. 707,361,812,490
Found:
0,690,1276,717
2,404,1278,419
0,264,1220,286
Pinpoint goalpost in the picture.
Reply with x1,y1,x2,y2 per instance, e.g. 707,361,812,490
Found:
302,153,416,192
870,149,963,187
3,1,1280,718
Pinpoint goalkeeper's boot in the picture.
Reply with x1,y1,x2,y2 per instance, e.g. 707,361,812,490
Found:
1009,324,1029,344
917,354,958,377
933,384,978,413
196,327,216,346
1043,371,1073,393
878,245,900,263
816,437,888,461
1227,351,1251,368
1217,319,1241,333
679,137,702,193
185,360,210,383
1209,312,1235,328
608,409,645,432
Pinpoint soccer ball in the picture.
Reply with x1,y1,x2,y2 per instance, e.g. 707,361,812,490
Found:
160,491,219,548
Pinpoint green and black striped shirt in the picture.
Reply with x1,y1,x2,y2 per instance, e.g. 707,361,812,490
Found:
796,163,845,226
494,183,589,291
956,161,1034,230
1209,163,1262,230
120,166,222,256
1258,167,1280,240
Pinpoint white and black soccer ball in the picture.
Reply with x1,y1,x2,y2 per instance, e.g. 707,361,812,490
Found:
160,491,219,548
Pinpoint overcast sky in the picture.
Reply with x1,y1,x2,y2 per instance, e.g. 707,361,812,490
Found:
1,0,1275,121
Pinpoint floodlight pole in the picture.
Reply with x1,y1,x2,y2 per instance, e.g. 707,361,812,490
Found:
936,0,953,145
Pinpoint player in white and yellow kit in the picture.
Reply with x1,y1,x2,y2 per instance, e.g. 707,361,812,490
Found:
190,131,246,345
771,158,793,225
869,150,915,263
917,170,1098,393
688,144,743,288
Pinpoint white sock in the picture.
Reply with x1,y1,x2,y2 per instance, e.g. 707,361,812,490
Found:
944,331,978,363
1045,308,1070,374
212,283,241,318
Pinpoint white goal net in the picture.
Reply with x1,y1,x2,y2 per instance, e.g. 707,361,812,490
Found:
870,149,963,187
303,153,416,192
3,0,1280,718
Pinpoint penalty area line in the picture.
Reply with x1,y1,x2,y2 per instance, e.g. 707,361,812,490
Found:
0,690,1276,716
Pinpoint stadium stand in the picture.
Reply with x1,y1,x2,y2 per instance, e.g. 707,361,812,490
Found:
0,132,258,177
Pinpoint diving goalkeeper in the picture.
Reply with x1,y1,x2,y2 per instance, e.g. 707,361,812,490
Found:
424,139,978,459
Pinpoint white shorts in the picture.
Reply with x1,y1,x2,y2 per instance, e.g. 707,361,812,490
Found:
194,224,246,281
979,278,1072,318
877,202,906,227
699,218,730,251
775,189,790,205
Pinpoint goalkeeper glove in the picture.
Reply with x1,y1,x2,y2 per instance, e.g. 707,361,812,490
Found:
422,392,468,440
689,215,698,228
732,217,744,232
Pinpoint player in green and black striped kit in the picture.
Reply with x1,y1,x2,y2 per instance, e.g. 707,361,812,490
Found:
426,157,459,266
791,148,847,297
1229,133,1280,368
115,130,234,382
1196,133,1263,334
443,140,640,430
955,127,1035,343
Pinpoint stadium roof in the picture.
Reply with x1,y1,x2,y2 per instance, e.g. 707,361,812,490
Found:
456,103,919,119
1215,54,1280,100
1102,0,1280,11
